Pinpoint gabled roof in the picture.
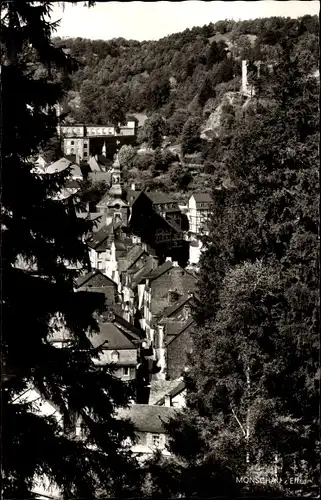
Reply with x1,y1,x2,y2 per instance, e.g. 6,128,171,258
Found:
164,218,183,234
86,223,114,250
65,179,80,189
69,163,83,179
65,154,77,163
90,323,136,350
75,270,116,289
88,156,102,172
118,245,146,273
161,293,192,318
116,404,178,433
97,155,113,167
166,318,195,346
191,193,212,203
126,189,142,205
131,256,159,287
46,157,71,174
146,192,176,205
90,314,143,351
144,261,173,281
76,212,102,222
88,171,111,184
155,380,186,406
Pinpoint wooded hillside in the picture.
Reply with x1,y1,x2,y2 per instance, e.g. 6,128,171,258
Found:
53,15,319,135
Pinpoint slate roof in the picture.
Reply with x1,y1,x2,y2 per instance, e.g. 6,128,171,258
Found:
144,261,173,281
165,218,183,234
88,171,111,184
65,154,77,163
118,245,145,273
90,315,142,351
116,404,178,433
86,224,114,250
75,270,116,289
155,380,186,406
65,179,80,189
149,379,183,406
69,163,83,179
161,294,192,318
77,212,103,222
90,323,135,350
166,318,195,346
191,193,212,203
97,155,113,167
146,192,176,205
130,257,159,287
88,156,102,172
126,189,142,205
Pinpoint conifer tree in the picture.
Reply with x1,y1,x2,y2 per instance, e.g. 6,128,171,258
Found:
159,38,319,497
1,2,141,497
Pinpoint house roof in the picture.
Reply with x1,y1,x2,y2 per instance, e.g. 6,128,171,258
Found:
155,380,186,406
65,154,77,163
76,212,102,221
65,179,80,189
75,270,116,289
116,404,178,433
69,163,83,179
149,379,184,406
46,157,71,174
86,223,114,250
88,156,102,172
118,245,145,273
161,293,192,318
88,171,111,184
166,318,195,346
144,261,173,281
146,192,176,205
97,155,113,167
191,193,212,203
90,317,141,351
164,218,183,234
126,189,142,205
131,256,159,287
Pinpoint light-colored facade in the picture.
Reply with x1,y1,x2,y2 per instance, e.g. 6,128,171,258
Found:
59,121,136,159
187,194,211,235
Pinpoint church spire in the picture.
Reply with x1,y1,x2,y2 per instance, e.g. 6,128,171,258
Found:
109,153,123,198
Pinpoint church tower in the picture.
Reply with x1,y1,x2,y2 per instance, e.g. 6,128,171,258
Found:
109,154,123,198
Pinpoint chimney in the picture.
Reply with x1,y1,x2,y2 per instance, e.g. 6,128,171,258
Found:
172,261,179,267
131,183,136,191
164,395,171,407
165,256,172,262
156,325,164,349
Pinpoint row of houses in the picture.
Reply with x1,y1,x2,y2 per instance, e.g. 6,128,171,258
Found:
22,146,214,498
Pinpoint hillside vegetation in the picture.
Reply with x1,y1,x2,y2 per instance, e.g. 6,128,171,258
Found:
52,16,319,195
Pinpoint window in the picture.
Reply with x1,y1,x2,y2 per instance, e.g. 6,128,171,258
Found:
70,140,74,145
152,435,161,448
123,367,129,376
84,143,88,149
151,434,164,449
83,152,88,158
